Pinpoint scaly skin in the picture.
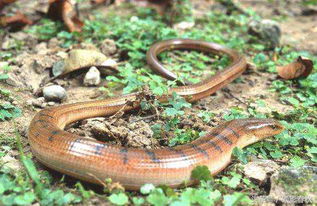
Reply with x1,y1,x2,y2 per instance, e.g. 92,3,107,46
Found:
28,39,284,190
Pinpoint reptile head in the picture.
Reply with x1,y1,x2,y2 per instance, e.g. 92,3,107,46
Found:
234,118,284,148
244,118,284,137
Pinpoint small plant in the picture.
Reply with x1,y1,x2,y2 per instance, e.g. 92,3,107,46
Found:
0,103,21,121
27,19,64,40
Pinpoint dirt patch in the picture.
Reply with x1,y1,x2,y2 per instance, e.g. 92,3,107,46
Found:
281,15,317,54
240,0,317,54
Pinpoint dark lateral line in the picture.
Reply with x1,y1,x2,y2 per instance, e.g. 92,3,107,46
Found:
189,144,210,159
95,144,107,155
145,150,160,164
120,148,128,164
167,147,187,158
39,113,54,118
212,132,233,145
207,141,223,153
226,127,240,139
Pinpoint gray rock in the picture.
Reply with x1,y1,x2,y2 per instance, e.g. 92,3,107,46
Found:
248,19,281,49
100,39,117,56
84,66,101,86
52,60,66,77
43,85,67,102
269,166,317,204
243,159,280,183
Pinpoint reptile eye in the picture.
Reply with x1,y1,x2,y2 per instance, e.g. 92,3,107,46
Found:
270,125,277,130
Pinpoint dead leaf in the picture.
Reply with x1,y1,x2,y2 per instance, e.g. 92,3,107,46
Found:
48,0,84,32
277,56,313,80
0,11,33,30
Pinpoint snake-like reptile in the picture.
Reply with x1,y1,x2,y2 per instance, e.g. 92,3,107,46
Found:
28,39,284,190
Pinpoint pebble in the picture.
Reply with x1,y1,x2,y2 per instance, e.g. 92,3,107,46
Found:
43,85,67,102
100,39,117,56
84,66,101,86
248,19,281,49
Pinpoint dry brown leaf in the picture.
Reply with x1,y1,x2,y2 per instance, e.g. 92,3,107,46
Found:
277,56,313,80
0,11,33,30
48,0,84,32
0,0,33,30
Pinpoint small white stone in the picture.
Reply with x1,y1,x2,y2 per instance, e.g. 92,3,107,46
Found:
84,66,101,86
43,85,67,102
